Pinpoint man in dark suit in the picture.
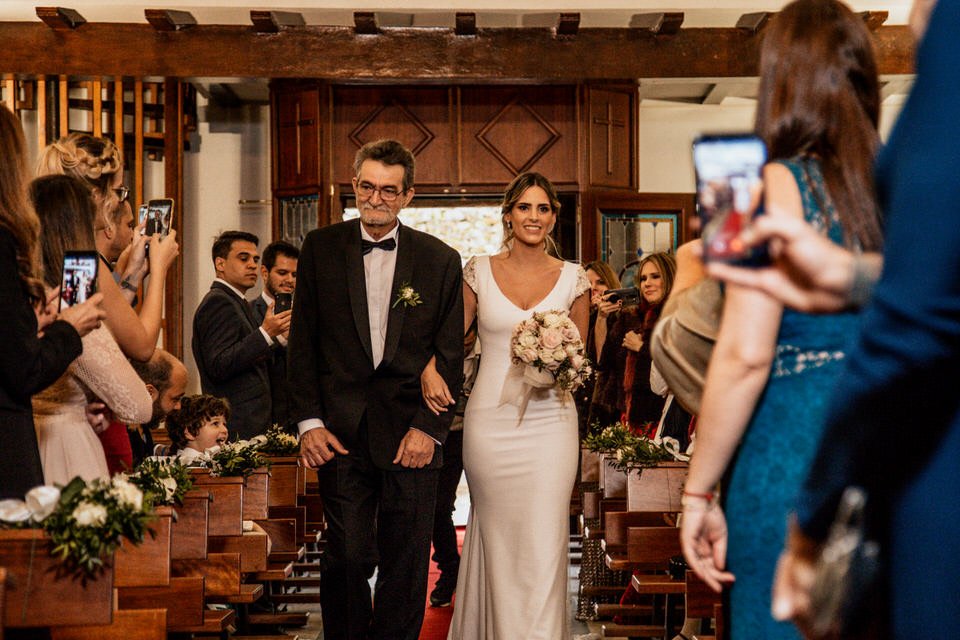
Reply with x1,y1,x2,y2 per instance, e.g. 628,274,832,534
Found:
288,139,463,640
251,240,299,431
192,231,291,440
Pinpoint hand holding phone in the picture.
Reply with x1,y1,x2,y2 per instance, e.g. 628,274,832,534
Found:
694,133,767,263
603,287,641,307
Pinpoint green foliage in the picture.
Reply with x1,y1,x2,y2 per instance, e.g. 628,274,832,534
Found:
128,458,194,506
256,424,301,456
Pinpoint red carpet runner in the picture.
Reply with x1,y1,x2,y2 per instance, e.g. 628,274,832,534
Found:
418,526,466,640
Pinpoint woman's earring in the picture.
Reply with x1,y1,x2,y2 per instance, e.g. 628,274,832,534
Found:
507,221,513,230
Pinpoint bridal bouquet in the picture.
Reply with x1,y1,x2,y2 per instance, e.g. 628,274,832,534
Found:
510,309,592,392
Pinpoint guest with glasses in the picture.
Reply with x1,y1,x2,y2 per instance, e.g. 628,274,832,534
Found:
37,133,179,362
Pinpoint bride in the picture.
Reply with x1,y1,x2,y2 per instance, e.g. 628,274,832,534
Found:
424,172,590,639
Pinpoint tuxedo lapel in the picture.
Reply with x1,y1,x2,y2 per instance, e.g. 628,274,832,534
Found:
344,221,374,364
381,226,415,367
212,281,259,331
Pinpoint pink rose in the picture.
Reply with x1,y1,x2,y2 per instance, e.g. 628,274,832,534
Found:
571,354,585,370
561,326,579,342
540,328,563,349
520,348,538,363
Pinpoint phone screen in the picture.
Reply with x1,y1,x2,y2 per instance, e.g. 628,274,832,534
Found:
60,251,99,311
274,292,293,314
693,134,767,263
146,198,174,238
138,204,148,228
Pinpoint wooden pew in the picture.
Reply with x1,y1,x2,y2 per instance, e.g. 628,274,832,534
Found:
50,609,167,640
171,488,211,560
0,529,113,628
626,461,688,513
189,472,244,537
114,506,173,588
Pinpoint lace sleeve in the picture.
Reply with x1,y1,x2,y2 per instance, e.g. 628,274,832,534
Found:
463,256,480,293
574,265,591,299
73,327,153,423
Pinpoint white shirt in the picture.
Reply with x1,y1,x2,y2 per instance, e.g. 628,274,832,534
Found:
362,223,400,369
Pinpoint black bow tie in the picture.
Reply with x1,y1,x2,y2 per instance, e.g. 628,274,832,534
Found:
361,237,397,256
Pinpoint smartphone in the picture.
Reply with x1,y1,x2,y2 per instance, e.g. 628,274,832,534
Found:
693,133,767,263
59,250,99,311
146,198,174,238
603,287,641,307
274,292,292,314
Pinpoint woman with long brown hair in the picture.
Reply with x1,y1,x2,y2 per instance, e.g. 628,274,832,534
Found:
0,106,103,498
679,0,883,637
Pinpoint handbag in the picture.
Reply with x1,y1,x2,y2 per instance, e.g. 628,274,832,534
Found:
650,277,722,414
808,486,883,639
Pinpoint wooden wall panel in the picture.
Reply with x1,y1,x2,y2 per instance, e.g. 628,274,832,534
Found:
332,86,453,187
459,86,577,187
276,86,320,191
588,87,634,189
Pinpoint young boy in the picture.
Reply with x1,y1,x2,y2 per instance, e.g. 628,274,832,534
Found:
165,394,230,465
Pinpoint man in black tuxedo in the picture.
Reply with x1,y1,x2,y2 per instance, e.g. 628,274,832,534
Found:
251,240,299,431
192,231,291,440
288,139,463,640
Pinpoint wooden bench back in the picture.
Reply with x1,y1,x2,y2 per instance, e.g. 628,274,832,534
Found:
626,526,682,567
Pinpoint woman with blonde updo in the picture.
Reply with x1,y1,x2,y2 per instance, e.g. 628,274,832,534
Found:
37,133,179,361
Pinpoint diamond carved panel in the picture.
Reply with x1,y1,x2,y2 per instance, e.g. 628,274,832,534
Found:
348,99,435,156
476,97,561,175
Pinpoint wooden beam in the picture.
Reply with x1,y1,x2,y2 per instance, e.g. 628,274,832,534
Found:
113,78,123,154
556,13,580,37
36,76,47,147
145,9,196,32
163,78,183,359
0,23,917,79
631,13,685,36
455,12,476,37
2,76,14,112
35,7,85,30
736,12,772,35
353,12,378,35
134,78,144,205
57,75,68,136
250,10,304,33
859,11,889,31
90,77,102,136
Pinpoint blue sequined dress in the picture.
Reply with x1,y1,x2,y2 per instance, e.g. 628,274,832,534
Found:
723,156,862,638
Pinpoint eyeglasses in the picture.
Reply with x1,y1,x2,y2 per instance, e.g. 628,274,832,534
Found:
356,181,404,203
113,186,130,202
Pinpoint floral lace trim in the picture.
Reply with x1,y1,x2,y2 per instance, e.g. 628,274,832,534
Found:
772,344,845,378
574,266,591,299
463,255,479,293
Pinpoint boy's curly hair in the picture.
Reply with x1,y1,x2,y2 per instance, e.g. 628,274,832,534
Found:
166,394,231,452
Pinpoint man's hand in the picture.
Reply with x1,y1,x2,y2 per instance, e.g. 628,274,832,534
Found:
85,401,113,434
299,427,348,468
771,519,821,638
262,303,292,338
393,429,436,469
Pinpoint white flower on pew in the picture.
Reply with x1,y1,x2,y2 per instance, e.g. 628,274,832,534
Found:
109,476,144,511
160,476,178,501
72,501,108,527
25,485,60,520
0,499,32,523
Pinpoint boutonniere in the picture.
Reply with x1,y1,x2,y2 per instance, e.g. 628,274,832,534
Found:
393,282,423,309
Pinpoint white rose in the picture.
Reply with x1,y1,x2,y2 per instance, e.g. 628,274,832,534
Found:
72,502,108,527
542,313,561,328
518,333,539,348
570,354,585,370
110,477,144,511
161,476,178,501
552,347,566,362
539,350,556,364
565,343,579,357
25,485,60,521
0,499,31,523
251,435,268,446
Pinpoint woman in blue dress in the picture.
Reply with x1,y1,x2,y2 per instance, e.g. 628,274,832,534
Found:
678,0,885,637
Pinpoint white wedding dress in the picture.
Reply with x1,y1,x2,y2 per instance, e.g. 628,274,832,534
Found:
448,255,590,640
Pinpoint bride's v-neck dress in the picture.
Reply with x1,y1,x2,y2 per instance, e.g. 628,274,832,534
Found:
448,255,590,640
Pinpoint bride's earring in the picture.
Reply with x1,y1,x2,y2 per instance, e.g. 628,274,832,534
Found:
506,221,513,230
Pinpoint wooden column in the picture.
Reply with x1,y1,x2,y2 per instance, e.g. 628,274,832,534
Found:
57,75,68,137
134,78,144,204
2,75,14,112
36,75,47,148
163,78,184,359
113,78,124,155
90,78,102,136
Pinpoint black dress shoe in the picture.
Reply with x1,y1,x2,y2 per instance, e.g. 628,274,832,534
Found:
429,578,456,607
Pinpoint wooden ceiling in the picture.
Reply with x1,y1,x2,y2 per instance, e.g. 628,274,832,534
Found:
1,8,914,80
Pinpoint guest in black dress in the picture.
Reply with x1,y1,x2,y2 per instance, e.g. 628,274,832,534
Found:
0,106,103,499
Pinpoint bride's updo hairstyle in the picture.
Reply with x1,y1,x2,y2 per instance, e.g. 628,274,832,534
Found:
36,133,124,232
500,171,561,257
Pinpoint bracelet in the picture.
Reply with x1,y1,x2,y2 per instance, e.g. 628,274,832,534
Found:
682,489,715,501
120,278,138,292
